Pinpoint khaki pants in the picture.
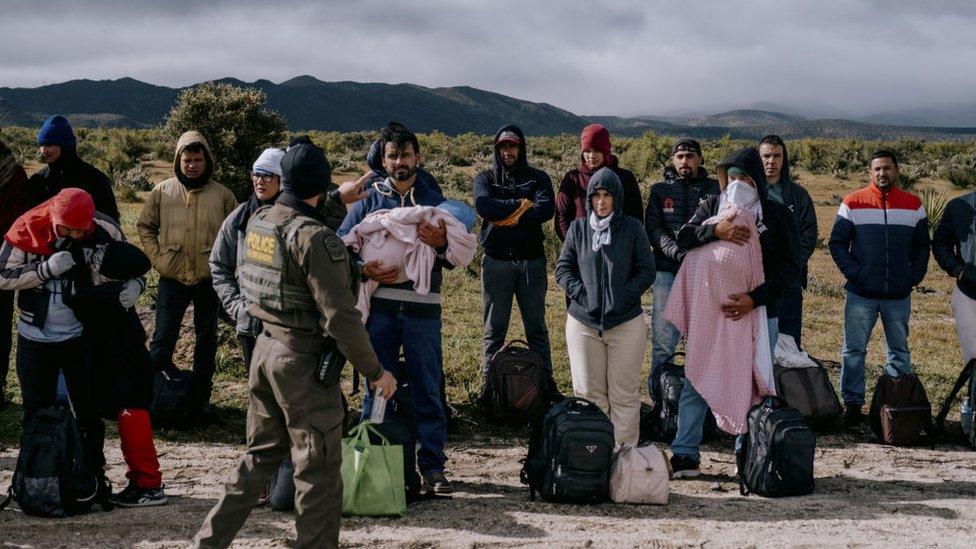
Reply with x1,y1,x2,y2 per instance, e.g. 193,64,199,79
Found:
193,334,345,549
566,314,648,448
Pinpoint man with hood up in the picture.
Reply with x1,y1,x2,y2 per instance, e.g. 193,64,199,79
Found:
473,124,555,394
759,135,817,348
28,115,120,222
556,167,656,448
138,131,237,419
670,147,800,478
554,123,643,241
644,138,720,397
0,134,34,410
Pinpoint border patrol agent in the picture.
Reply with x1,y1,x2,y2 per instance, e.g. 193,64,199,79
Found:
193,143,397,549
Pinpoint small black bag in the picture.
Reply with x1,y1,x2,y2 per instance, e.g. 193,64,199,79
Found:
369,382,423,501
2,407,99,517
869,372,932,446
642,353,718,443
484,340,549,423
738,396,816,498
520,397,614,504
773,360,843,429
149,368,199,426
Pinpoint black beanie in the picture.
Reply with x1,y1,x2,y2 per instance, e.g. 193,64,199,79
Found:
96,241,152,280
281,143,332,199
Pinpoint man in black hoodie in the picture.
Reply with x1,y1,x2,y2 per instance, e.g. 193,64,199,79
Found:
670,147,800,478
473,125,555,392
759,135,817,349
644,139,720,397
29,115,120,221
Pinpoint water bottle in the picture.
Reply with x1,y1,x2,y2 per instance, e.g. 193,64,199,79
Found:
369,387,387,424
961,397,973,438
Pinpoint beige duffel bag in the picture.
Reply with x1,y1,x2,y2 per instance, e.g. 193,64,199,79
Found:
609,443,671,504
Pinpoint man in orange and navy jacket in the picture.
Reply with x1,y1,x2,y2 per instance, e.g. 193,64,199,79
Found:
828,150,930,428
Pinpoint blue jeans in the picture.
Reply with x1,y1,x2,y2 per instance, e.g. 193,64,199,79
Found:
361,308,447,474
648,271,681,397
840,291,912,407
671,317,778,461
481,256,552,380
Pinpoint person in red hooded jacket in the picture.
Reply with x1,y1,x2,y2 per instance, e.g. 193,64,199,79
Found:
554,124,644,241
0,135,35,411
0,188,165,508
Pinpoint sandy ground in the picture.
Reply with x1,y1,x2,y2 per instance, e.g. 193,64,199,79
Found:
2,431,976,548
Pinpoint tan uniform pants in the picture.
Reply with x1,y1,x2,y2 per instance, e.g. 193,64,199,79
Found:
566,314,648,448
192,334,344,549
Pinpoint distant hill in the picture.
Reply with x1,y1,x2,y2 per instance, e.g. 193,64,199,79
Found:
2,77,975,140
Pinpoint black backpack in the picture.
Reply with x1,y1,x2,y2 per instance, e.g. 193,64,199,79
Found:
149,368,199,426
520,397,614,503
773,360,843,430
641,354,718,443
868,372,932,446
935,359,976,447
484,340,549,423
1,407,98,517
737,396,816,498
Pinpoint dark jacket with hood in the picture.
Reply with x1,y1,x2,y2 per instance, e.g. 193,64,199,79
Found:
644,166,720,274
28,147,120,222
0,139,34,237
556,168,656,332
555,156,643,241
364,138,442,194
472,125,555,260
933,190,976,300
676,147,801,318
765,147,818,287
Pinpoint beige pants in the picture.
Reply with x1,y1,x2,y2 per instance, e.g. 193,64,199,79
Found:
566,314,648,448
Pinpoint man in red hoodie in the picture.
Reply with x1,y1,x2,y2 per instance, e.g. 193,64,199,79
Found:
554,124,644,241
0,189,165,507
0,135,35,411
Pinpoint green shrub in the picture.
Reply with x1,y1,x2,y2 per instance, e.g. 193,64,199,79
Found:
918,188,949,235
946,167,976,190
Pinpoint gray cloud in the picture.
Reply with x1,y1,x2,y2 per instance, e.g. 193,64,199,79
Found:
2,0,975,117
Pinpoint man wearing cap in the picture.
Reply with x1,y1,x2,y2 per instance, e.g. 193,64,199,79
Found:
644,139,719,398
28,115,120,221
193,143,397,549
338,122,457,494
759,135,817,349
473,124,555,397
138,131,237,419
211,147,286,368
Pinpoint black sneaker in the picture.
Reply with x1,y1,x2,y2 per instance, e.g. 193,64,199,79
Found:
422,471,453,494
670,455,701,479
111,482,168,507
844,405,863,429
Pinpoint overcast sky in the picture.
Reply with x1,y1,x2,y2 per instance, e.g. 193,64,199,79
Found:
2,0,975,117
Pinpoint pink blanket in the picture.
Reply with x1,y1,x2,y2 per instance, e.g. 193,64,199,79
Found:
664,206,775,434
341,206,477,322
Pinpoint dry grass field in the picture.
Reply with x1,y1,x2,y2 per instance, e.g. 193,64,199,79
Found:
2,160,975,548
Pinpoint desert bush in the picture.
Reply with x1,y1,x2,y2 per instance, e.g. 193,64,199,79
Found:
918,188,949,235
113,165,153,203
618,132,672,181
162,82,287,199
946,167,976,190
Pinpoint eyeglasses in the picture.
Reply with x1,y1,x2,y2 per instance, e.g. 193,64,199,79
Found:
251,173,277,182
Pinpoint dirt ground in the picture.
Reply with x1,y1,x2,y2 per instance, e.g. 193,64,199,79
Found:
2,430,976,548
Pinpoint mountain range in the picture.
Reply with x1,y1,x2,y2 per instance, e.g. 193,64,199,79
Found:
2,77,975,141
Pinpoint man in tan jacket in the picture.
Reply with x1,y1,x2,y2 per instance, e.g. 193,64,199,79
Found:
138,131,237,418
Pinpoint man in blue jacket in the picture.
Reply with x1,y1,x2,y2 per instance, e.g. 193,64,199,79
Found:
338,122,456,494
931,160,976,380
828,150,929,428
473,125,555,396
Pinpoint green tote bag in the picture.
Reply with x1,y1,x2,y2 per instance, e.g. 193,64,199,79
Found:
341,421,406,517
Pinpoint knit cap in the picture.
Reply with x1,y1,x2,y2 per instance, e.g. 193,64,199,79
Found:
280,143,331,199
252,147,285,176
37,115,77,149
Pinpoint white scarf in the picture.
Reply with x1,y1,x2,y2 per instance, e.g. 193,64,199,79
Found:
589,211,614,251
719,180,762,218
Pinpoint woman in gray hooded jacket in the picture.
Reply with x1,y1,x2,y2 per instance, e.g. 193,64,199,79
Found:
556,167,656,448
